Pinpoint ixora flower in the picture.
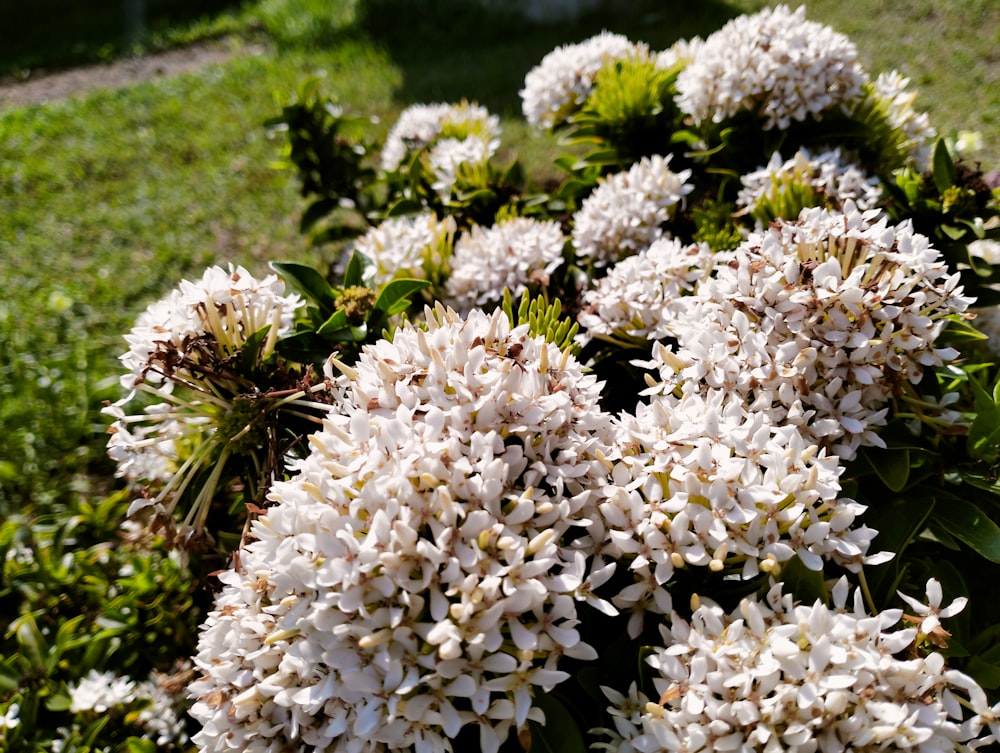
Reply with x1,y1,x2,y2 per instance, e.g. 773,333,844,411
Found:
870,70,936,169
736,147,883,225
446,217,567,312
595,578,999,753
352,212,456,288
380,101,501,173
675,4,867,130
577,237,712,343
103,265,333,545
648,203,973,459
586,389,879,636
520,31,647,130
189,306,618,753
571,154,694,266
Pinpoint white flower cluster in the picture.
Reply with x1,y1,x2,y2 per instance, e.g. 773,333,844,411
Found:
380,102,501,176
597,578,1000,753
872,70,936,169
578,238,712,342
352,212,456,287
68,668,190,746
737,148,883,222
649,203,972,459
520,31,647,129
189,306,618,753
572,154,693,265
105,265,302,489
675,5,867,130
446,217,566,312
586,390,876,636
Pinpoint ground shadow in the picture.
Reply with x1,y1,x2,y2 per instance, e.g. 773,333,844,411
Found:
351,0,748,118
0,0,247,74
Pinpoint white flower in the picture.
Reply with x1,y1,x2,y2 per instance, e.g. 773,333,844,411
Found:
352,212,456,287
597,579,997,753
651,203,972,459
577,238,711,342
675,4,867,130
69,670,137,713
572,154,693,266
521,32,647,129
445,217,566,312
189,306,617,752
589,389,876,636
737,147,883,223
871,70,936,169
426,136,493,196
381,102,500,172
898,578,969,635
0,702,19,731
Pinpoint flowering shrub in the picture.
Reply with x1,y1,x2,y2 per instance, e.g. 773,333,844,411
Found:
4,4,1000,753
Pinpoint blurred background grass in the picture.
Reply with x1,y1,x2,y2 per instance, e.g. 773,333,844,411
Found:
0,0,996,515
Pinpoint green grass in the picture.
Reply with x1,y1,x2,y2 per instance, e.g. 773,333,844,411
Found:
0,0,997,514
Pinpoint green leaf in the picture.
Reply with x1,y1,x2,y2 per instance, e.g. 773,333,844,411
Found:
0,658,19,692
862,446,911,492
933,498,1000,562
235,325,272,374
528,694,587,753
271,262,337,312
373,279,430,314
968,375,1000,463
343,251,366,288
299,197,339,233
932,139,956,194
15,615,47,671
861,495,935,601
317,309,349,337
274,331,332,365
967,655,1000,690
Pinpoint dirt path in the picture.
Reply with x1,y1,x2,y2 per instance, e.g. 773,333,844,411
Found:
0,41,262,108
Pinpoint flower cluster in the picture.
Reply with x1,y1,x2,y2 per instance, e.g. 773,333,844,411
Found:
736,147,883,224
103,265,312,543
189,306,618,753
674,4,867,130
571,154,693,265
67,667,191,747
446,217,566,312
352,212,457,287
586,390,877,636
382,102,500,181
520,31,647,129
647,203,972,459
871,70,937,168
596,578,999,753
577,237,712,342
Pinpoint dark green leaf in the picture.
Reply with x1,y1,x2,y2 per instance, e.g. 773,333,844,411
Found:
528,694,587,753
235,326,272,374
967,656,1000,690
317,309,349,337
343,251,365,288
15,615,47,670
934,498,1000,562
300,197,339,233
968,375,1000,463
271,262,337,312
0,658,19,692
275,332,333,365
862,495,935,601
373,279,430,314
932,139,956,194
863,447,911,492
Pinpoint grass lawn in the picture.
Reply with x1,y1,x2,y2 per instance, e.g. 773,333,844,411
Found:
0,0,997,514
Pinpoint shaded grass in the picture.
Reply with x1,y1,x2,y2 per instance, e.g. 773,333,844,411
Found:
0,0,996,514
